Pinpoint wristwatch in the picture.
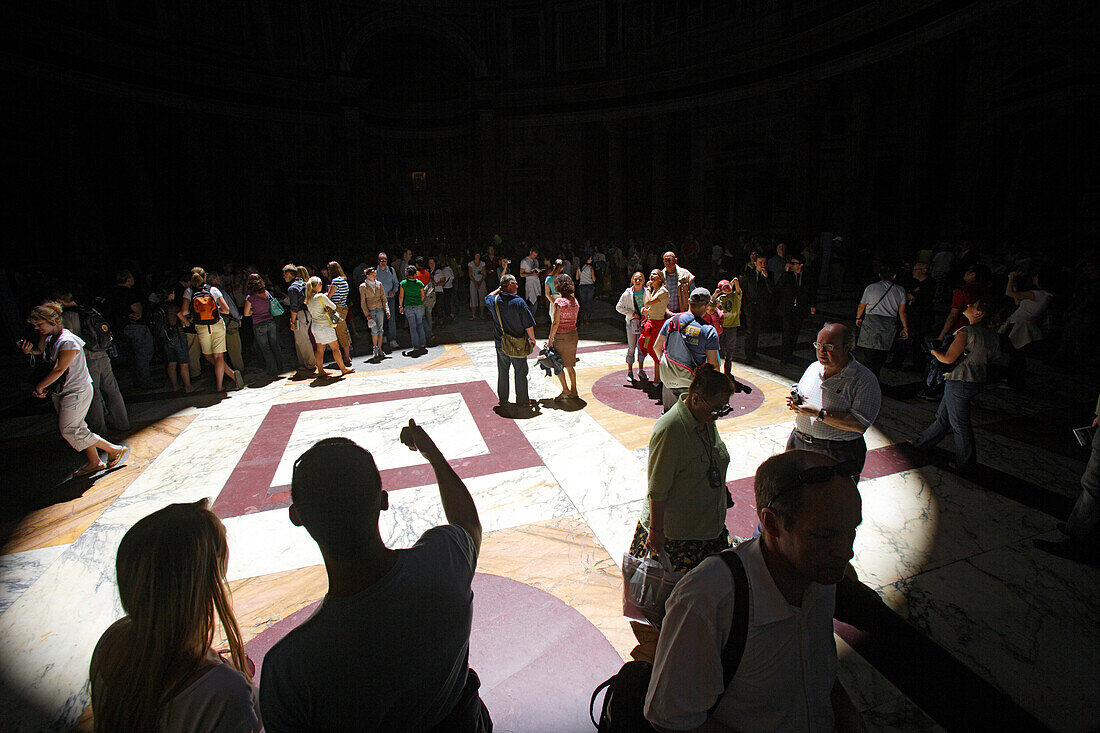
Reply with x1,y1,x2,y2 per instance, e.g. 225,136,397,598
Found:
817,408,827,420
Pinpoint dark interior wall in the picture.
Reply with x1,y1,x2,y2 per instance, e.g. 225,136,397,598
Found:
1,0,1095,267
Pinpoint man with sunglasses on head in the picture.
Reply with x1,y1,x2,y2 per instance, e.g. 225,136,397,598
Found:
645,450,864,732
786,323,881,483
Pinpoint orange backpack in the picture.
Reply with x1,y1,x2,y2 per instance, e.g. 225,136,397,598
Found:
191,286,221,325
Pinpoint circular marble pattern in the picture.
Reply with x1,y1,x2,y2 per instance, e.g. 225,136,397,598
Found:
590,369,765,420
245,572,623,731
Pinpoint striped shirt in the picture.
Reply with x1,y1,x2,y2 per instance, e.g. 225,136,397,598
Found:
794,358,881,441
329,277,349,307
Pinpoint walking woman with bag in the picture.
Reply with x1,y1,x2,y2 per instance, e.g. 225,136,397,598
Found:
305,276,354,378
914,298,1003,472
21,302,129,476
243,273,284,376
90,499,260,732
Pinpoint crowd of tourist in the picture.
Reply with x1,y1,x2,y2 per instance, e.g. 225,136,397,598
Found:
8,231,1099,730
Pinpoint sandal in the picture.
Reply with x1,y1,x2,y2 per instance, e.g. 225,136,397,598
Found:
73,463,105,477
106,444,131,469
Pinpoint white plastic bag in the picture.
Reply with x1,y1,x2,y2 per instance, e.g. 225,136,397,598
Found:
622,551,684,628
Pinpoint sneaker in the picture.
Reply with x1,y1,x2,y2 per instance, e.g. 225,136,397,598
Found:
390,340,399,348
232,370,245,390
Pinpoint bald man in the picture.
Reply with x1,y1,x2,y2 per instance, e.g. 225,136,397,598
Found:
786,323,881,483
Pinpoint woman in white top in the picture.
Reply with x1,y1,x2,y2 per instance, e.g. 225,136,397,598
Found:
305,276,354,378
615,271,647,380
1004,270,1052,390
468,252,487,319
20,303,129,476
90,499,260,733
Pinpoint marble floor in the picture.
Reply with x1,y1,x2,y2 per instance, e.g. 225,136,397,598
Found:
0,305,1096,732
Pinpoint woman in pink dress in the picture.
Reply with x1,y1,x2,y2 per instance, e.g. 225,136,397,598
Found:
547,274,581,400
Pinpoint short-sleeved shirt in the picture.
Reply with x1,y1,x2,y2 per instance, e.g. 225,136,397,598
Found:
91,624,260,733
714,291,742,328
245,292,273,324
486,291,535,346
400,279,425,306
794,358,881,441
554,296,579,333
329,277,349,307
641,396,730,540
468,261,485,282
579,265,596,286
945,283,987,333
259,526,477,733
376,266,399,297
946,324,1001,383
859,280,906,318
51,329,93,394
544,275,559,298
645,539,837,732
183,286,225,312
658,313,720,389
663,266,695,312
645,287,670,321
286,279,307,313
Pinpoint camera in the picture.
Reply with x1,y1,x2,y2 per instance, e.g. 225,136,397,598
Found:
790,385,803,405
708,465,723,489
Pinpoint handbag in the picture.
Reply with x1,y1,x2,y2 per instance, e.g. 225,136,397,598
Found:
325,306,343,328
622,550,683,628
493,296,532,358
267,292,285,317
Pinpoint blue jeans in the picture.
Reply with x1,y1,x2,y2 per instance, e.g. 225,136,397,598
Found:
578,284,595,320
424,303,434,343
123,323,154,387
496,348,529,404
915,379,981,468
253,319,282,374
404,305,425,348
386,295,398,342
367,308,386,335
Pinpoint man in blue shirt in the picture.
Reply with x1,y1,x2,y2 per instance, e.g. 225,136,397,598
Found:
375,252,401,350
655,287,721,412
486,275,537,416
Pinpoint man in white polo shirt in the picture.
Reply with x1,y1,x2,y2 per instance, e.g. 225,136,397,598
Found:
786,322,881,483
645,449,864,732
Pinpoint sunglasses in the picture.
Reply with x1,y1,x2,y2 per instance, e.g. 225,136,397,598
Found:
764,460,859,509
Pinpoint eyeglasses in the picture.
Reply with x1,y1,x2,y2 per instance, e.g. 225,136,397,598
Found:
764,460,859,509
378,258,388,262
813,342,841,353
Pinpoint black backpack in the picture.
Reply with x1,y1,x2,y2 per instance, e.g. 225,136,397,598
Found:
67,305,113,352
590,549,750,732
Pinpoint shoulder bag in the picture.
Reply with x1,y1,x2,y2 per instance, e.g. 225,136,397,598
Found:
494,296,532,358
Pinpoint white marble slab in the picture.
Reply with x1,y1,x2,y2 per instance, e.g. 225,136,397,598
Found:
269,393,489,485
0,545,68,616
878,532,1100,732
851,466,1057,590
